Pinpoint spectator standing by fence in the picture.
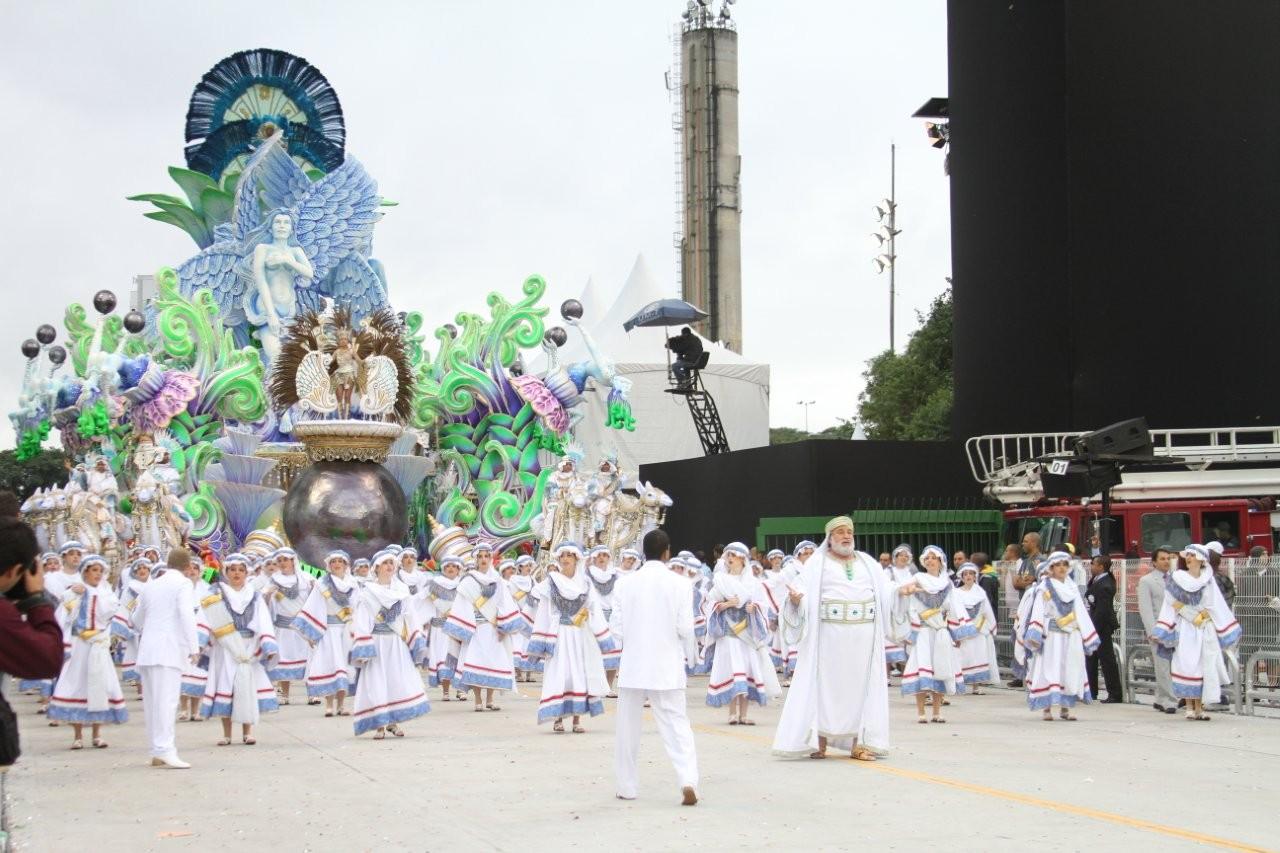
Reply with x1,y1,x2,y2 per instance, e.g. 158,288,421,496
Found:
1205,543,1236,610
1138,548,1178,713
974,552,1000,622
1008,533,1043,687
1086,556,1124,703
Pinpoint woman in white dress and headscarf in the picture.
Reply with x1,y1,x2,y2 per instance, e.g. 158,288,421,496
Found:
955,562,1001,693
1152,544,1241,722
110,557,151,692
262,547,314,705
883,544,915,672
527,543,614,733
349,549,430,738
424,556,463,699
198,553,280,745
48,555,128,749
704,542,781,724
1023,551,1100,721
894,546,976,724
293,550,358,717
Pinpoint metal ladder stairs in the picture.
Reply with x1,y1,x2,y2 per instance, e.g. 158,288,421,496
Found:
668,373,730,456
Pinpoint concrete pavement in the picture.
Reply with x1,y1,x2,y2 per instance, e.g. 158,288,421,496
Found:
4,682,1278,852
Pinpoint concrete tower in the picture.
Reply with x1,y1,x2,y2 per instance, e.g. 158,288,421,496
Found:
678,0,742,353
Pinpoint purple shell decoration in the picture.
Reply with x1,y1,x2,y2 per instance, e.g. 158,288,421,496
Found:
125,368,201,434
510,374,570,434
539,367,584,410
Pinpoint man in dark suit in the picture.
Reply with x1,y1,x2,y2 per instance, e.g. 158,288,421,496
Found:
1086,555,1124,703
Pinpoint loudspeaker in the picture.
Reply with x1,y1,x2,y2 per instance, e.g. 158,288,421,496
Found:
1075,417,1151,458
1041,460,1123,499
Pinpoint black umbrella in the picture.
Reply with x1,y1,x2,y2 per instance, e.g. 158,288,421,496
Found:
622,299,709,332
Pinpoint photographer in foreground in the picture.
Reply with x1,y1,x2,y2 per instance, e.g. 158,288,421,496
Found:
0,518,63,678
0,517,65,767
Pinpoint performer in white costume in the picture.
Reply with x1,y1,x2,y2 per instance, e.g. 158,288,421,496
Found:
618,548,641,576
1152,544,1242,721
610,529,700,806
262,547,314,705
1023,551,1100,721
178,572,212,722
198,553,280,745
425,557,463,697
294,550,358,716
704,542,781,723
443,541,528,712
772,517,893,761
895,546,976,724
48,555,128,748
110,557,151,693
349,549,430,738
586,545,622,693
528,543,614,732
132,548,201,769
883,544,915,671
955,563,1001,693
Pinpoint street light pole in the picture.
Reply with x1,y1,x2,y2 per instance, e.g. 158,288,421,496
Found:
798,400,816,433
889,142,896,354
872,143,901,354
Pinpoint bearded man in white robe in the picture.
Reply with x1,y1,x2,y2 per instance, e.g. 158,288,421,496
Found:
772,516,894,761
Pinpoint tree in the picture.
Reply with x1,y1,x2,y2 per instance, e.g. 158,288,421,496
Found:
856,288,953,440
0,448,72,501
770,426,810,445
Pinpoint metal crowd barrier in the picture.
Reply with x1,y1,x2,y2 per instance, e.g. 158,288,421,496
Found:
988,556,1280,715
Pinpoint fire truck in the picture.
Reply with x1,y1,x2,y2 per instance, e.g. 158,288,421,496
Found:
965,426,1280,558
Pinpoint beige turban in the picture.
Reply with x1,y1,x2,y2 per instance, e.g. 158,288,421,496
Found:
825,516,854,535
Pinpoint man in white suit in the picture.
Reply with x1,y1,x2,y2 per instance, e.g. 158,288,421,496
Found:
133,547,200,768
609,528,699,806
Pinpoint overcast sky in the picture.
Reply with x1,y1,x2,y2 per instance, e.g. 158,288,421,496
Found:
0,0,950,442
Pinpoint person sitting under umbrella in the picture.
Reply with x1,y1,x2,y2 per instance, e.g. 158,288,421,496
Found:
666,328,704,388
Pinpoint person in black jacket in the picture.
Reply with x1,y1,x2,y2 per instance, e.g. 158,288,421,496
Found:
666,327,704,387
1085,555,1124,703
972,551,1000,617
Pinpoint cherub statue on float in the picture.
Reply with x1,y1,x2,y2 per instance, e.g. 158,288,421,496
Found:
269,305,410,422
176,129,388,366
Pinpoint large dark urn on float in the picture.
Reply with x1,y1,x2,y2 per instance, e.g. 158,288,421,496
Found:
282,422,406,568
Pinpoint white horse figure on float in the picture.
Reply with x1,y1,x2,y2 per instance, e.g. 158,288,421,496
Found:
605,481,674,556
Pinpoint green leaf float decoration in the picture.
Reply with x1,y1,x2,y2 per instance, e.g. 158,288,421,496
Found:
184,481,226,540
151,267,267,424
76,400,111,438
605,400,636,432
127,166,235,249
15,420,51,461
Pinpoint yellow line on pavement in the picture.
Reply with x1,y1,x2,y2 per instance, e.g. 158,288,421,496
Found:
693,724,1273,853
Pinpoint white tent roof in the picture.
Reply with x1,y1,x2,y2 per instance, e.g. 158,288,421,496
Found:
535,254,770,470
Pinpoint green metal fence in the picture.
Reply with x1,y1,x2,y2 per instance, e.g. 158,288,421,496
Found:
756,509,1003,563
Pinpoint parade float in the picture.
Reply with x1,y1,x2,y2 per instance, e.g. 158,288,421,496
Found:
12,48,670,575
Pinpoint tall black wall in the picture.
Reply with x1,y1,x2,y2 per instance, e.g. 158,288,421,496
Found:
640,440,980,555
948,1,1280,439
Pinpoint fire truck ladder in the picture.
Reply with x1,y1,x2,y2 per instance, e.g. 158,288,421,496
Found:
966,426,1280,504
668,370,730,456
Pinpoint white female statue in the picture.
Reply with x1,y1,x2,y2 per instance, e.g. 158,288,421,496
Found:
177,130,389,369
247,211,314,364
